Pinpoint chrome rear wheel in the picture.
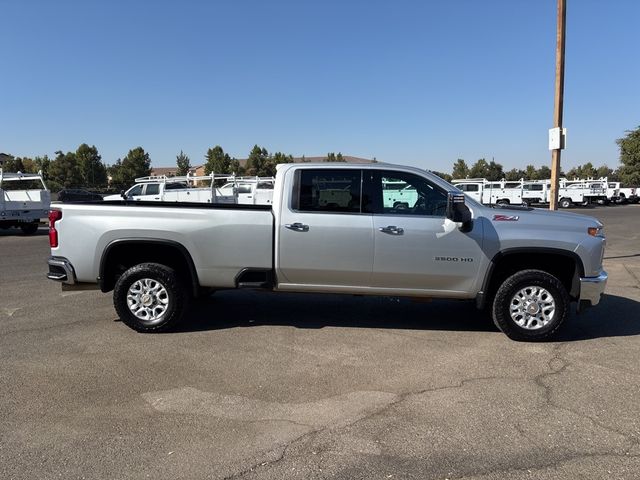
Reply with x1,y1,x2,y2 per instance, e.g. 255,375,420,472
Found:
127,278,170,325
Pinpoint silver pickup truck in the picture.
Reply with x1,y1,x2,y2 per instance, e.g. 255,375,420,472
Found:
47,163,607,341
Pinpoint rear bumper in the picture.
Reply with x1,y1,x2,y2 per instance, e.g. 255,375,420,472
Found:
578,270,607,310
47,256,76,284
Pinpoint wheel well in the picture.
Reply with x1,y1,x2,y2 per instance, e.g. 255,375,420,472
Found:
483,251,582,306
100,240,199,295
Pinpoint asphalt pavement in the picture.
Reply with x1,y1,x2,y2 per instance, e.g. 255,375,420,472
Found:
1,205,639,479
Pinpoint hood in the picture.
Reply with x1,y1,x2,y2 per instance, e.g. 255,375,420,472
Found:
480,204,602,231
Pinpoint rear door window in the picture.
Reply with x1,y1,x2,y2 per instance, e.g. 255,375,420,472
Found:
145,184,160,195
293,169,362,213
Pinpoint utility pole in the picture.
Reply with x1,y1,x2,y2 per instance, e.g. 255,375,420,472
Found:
549,0,566,210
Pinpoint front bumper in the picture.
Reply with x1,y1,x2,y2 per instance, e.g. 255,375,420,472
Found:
578,270,607,310
47,256,76,284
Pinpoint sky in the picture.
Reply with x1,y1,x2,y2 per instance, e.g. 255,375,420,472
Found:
1,0,638,173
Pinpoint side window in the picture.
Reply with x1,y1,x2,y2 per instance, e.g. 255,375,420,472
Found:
373,171,448,216
165,182,187,190
459,184,479,192
145,183,160,195
294,169,362,213
128,184,144,196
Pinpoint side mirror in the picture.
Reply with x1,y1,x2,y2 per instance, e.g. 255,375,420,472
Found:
120,189,127,200
446,192,473,231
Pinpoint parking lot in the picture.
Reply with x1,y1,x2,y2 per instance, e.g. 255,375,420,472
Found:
1,205,639,479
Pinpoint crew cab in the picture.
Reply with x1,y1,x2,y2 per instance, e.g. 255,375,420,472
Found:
47,163,608,341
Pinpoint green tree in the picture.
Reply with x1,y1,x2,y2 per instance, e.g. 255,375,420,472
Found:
18,157,38,173
580,162,597,179
537,165,552,180
35,155,51,179
176,150,191,176
565,166,579,179
617,126,640,186
229,158,244,175
524,165,538,180
432,171,453,182
76,143,107,187
204,146,231,174
505,168,526,181
486,160,504,181
595,165,613,180
49,150,83,189
451,159,469,179
272,151,293,164
109,147,151,187
2,155,24,172
566,162,597,180
469,158,489,179
324,152,346,162
246,145,270,176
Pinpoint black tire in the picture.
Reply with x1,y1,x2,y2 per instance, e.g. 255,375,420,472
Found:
20,222,39,234
559,198,572,209
113,262,190,333
496,199,509,206
492,269,570,341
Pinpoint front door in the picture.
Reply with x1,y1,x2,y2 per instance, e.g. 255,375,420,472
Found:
277,168,374,287
368,170,483,294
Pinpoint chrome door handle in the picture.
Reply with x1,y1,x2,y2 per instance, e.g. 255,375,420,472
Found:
285,222,309,232
379,225,404,235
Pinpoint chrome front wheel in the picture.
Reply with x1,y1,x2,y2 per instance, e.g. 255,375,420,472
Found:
509,286,556,330
492,269,569,341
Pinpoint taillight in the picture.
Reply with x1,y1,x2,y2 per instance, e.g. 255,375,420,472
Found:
49,209,62,247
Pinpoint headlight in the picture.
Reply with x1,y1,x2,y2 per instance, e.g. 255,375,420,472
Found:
588,226,605,238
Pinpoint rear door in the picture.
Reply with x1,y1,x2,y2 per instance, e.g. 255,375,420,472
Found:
277,168,374,287
138,183,161,201
368,170,483,294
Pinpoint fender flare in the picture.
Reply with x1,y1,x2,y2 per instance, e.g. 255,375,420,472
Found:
477,247,585,309
98,238,200,296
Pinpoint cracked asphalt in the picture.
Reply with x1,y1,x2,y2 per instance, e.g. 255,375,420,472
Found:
1,205,639,479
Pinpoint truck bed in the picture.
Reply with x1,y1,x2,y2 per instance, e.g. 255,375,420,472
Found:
53,201,274,287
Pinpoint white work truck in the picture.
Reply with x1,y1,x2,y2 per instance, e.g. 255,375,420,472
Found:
452,179,524,206
47,163,608,341
0,169,50,234
104,174,275,205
